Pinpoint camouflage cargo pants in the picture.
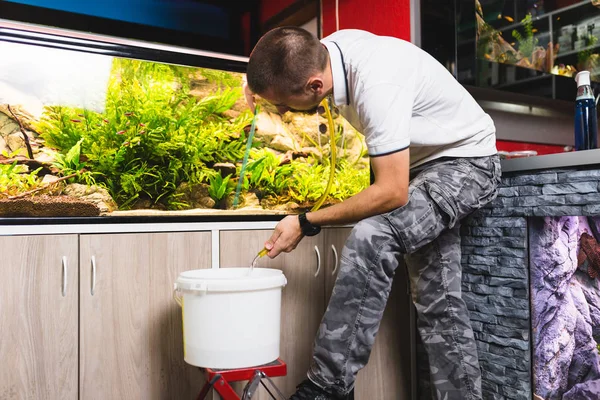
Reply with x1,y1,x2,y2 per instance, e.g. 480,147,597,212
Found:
307,155,501,399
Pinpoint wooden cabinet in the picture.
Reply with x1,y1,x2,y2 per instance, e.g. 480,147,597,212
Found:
0,235,78,400
0,227,413,400
79,232,211,400
220,227,412,400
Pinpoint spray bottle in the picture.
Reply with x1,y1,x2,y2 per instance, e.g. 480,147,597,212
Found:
574,71,598,150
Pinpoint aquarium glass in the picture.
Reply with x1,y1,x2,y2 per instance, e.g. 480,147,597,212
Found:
475,0,600,83
0,40,369,218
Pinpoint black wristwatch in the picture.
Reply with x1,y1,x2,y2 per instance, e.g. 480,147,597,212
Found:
298,212,321,236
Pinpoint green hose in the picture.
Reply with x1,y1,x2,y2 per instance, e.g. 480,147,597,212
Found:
233,105,259,209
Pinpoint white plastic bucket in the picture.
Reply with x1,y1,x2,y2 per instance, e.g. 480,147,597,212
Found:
173,268,287,369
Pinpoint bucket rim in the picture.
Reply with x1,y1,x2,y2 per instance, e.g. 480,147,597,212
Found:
175,268,287,293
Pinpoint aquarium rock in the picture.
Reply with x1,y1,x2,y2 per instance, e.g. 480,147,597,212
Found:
222,109,241,120
0,104,37,132
0,135,8,155
41,174,59,185
269,134,298,153
0,112,19,136
174,183,215,209
223,192,261,210
242,192,260,208
213,162,236,178
0,104,41,158
530,216,600,400
63,184,118,214
255,112,297,151
563,380,600,400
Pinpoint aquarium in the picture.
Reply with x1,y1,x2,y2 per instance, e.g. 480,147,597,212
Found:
477,1,600,77
530,216,600,400
0,21,369,219
426,0,600,100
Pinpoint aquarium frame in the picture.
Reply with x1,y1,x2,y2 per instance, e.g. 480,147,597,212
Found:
0,18,249,73
0,1,258,56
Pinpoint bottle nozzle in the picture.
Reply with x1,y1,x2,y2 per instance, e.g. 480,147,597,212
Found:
576,71,591,87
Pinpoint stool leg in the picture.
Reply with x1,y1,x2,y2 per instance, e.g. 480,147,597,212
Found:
213,375,241,400
196,375,222,400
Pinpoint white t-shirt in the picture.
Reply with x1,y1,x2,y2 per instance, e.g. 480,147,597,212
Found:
321,30,497,168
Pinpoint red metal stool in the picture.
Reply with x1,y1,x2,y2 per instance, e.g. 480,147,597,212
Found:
196,358,287,400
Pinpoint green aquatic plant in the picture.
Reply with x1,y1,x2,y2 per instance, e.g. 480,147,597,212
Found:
37,58,252,209
51,138,97,185
329,158,369,201
0,160,43,197
244,149,282,190
282,156,368,206
200,68,242,88
512,14,538,59
578,35,599,66
242,144,369,207
207,173,235,206
242,148,298,201
287,162,327,204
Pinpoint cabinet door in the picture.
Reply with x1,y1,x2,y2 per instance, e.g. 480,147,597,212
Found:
323,227,352,303
79,232,211,400
0,235,78,400
220,230,325,398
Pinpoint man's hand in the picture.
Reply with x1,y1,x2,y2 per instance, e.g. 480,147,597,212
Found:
243,80,256,114
264,215,304,258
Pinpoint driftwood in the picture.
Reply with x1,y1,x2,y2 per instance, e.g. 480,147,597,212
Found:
0,157,56,174
7,105,34,159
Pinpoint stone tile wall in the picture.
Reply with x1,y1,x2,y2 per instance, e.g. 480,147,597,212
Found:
417,165,600,400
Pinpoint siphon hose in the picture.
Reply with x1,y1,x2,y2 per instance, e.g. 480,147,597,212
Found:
233,106,260,208
311,97,337,212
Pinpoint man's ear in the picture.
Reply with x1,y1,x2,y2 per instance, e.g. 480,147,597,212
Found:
307,77,324,94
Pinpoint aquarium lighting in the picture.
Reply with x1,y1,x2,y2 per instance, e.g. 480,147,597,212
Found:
0,18,249,63
0,36,114,55
0,27,117,48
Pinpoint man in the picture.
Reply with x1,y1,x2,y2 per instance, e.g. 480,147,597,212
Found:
244,27,500,400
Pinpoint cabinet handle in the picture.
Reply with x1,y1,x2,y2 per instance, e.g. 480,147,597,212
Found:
91,256,97,296
314,245,321,278
61,256,68,297
331,245,339,276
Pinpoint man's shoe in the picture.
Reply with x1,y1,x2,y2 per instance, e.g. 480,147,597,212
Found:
288,379,354,400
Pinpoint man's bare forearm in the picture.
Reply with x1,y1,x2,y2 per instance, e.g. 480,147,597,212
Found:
306,182,407,226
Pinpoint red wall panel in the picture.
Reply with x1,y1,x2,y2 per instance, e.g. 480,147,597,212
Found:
321,0,411,40
260,0,297,24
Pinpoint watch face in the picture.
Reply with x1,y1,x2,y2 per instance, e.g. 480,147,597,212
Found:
303,223,321,236
305,225,320,236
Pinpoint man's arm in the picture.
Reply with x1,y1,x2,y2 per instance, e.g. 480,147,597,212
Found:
263,148,410,257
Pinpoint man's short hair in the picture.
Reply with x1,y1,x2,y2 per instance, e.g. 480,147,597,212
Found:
247,26,328,97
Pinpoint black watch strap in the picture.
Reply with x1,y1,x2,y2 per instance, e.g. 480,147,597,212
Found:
299,212,321,236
